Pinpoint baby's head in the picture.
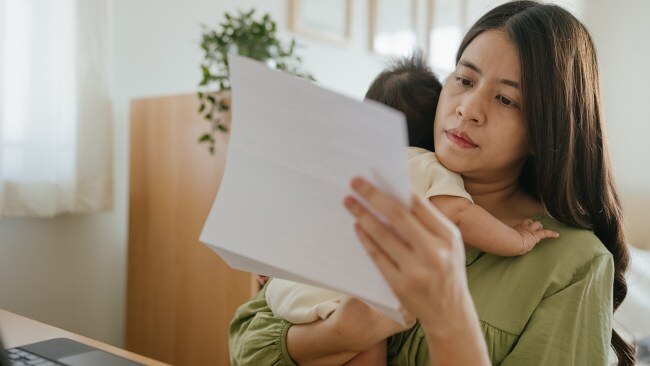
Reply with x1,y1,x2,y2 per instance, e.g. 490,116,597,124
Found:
365,53,442,151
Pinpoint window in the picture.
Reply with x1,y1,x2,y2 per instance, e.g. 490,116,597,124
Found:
0,0,111,217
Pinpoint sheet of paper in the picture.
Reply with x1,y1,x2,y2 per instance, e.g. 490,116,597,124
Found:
200,54,411,324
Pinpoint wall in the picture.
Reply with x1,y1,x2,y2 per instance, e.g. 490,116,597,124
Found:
0,214,126,344
1,0,648,348
585,0,650,249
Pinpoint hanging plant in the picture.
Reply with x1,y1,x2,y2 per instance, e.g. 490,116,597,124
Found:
198,9,315,154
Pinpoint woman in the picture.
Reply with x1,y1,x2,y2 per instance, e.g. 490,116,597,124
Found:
229,1,635,365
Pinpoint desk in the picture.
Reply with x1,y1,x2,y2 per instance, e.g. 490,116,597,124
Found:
0,309,170,366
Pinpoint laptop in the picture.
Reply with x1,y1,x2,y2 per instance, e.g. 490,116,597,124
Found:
0,333,143,366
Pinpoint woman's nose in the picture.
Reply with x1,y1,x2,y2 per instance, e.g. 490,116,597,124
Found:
456,90,487,126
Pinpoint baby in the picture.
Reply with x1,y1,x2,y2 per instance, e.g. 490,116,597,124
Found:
264,53,559,365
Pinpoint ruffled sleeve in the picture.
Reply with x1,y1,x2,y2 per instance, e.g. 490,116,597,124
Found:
229,285,297,366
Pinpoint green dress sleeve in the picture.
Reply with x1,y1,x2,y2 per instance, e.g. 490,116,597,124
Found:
229,285,297,366
499,253,614,366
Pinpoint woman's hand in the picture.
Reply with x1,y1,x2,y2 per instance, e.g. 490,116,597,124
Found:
344,177,467,329
344,177,491,365
326,296,414,350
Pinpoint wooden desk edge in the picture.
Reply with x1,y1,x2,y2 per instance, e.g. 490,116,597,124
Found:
0,309,171,366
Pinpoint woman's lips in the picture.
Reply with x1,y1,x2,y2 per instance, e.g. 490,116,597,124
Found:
446,129,478,148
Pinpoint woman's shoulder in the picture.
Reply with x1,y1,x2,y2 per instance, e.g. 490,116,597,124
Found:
533,213,612,266
469,233,611,317
521,214,613,295
466,213,614,363
468,212,613,318
504,213,613,289
471,213,612,283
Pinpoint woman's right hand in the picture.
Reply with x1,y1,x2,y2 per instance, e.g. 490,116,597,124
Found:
343,177,491,365
326,296,415,350
343,177,469,329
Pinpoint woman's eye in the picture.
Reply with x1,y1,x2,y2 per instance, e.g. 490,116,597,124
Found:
497,95,517,108
455,76,473,87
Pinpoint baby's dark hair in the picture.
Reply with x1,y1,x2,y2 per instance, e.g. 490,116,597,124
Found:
365,52,442,151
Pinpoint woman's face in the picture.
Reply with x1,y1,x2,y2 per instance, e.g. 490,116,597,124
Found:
434,30,530,182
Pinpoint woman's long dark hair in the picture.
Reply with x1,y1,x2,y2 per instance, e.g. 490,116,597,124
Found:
456,1,634,364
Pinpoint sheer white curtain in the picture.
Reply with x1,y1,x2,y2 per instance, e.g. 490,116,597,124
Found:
0,0,112,217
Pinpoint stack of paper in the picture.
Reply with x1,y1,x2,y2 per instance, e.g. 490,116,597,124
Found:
200,54,411,323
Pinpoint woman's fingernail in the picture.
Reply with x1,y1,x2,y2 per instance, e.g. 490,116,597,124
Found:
354,222,363,235
344,196,355,209
351,177,364,190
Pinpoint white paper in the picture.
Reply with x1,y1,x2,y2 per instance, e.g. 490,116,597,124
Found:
200,54,411,324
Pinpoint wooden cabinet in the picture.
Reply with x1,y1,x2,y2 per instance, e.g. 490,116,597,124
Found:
126,94,254,366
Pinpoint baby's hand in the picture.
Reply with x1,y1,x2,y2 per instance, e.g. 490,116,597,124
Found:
254,274,270,286
514,219,559,254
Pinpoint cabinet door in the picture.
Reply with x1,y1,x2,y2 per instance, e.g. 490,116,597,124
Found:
127,94,254,366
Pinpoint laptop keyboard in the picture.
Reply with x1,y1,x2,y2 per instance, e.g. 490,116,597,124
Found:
5,347,63,366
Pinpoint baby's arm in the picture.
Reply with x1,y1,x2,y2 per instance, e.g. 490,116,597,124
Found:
429,195,559,256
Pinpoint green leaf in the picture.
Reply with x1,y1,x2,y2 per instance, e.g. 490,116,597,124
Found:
198,133,212,143
212,118,221,131
197,7,315,154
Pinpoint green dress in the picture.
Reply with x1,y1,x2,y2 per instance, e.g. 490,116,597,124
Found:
229,214,614,365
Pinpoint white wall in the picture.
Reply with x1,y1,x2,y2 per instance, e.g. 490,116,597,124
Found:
0,0,648,348
585,0,650,249
0,214,126,344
